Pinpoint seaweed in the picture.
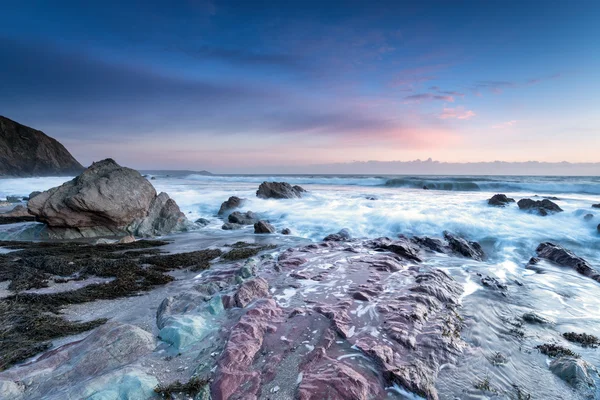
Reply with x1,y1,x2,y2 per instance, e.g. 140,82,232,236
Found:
154,377,208,398
535,343,579,358
0,239,222,371
562,332,600,348
221,243,276,261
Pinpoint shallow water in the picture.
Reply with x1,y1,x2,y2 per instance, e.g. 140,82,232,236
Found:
1,173,599,398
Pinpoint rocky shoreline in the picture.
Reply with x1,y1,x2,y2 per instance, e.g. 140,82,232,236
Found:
0,171,599,399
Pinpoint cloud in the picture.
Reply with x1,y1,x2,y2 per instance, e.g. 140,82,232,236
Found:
472,73,562,95
404,93,454,103
492,120,517,129
439,107,475,120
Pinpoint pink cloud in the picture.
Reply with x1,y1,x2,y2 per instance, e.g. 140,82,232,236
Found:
403,93,454,103
491,120,517,129
439,107,476,120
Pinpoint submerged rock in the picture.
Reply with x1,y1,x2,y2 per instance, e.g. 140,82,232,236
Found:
517,198,563,216
549,357,598,394
195,217,210,226
281,227,292,235
522,312,551,325
27,159,187,238
536,242,600,283
254,220,275,234
218,196,246,216
584,213,594,221
256,181,306,199
592,204,600,209
487,194,515,206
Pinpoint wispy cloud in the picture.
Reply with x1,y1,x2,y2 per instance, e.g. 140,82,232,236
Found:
439,107,475,120
492,120,517,129
404,93,454,103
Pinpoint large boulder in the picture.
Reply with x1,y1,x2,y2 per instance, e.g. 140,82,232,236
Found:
487,194,515,207
549,357,598,394
218,196,246,216
517,198,563,216
256,181,306,199
27,159,187,238
0,116,84,177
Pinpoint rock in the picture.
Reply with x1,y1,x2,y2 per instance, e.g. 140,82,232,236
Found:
76,367,158,400
6,196,21,203
584,213,594,221
228,211,257,225
254,220,275,234
27,159,186,238
368,236,422,262
522,312,551,324
129,191,187,237
0,379,23,398
536,242,600,283
158,315,211,349
487,194,515,206
517,198,563,216
592,204,600,209
324,228,352,242
218,196,246,216
298,359,375,400
118,235,136,244
1,205,31,217
256,181,306,199
549,357,598,393
365,196,377,200
233,277,270,307
443,231,485,261
480,275,508,293
194,218,210,226
0,116,84,177
212,299,283,399
28,191,42,200
281,228,292,235
0,322,156,399
221,222,244,230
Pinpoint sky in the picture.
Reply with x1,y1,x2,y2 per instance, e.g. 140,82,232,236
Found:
1,0,599,173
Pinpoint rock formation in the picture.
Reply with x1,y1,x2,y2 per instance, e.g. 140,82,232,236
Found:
0,116,84,176
27,158,187,238
517,198,563,216
487,193,515,206
256,181,306,199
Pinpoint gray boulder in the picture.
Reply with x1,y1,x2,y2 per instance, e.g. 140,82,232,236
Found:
487,194,515,206
218,196,246,216
517,198,563,216
27,158,186,238
443,231,485,261
584,214,594,221
256,181,306,199
254,220,275,234
228,211,257,225
536,242,600,283
222,222,244,230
